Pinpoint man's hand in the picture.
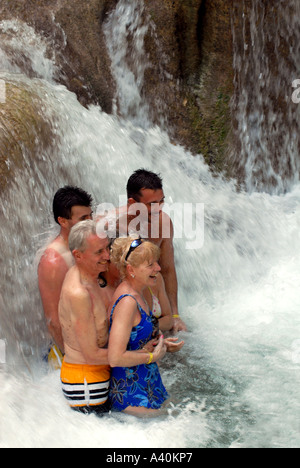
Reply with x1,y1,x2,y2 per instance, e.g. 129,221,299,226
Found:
164,337,185,353
172,316,188,333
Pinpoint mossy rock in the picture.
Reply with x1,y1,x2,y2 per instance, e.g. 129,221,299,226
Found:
0,78,53,193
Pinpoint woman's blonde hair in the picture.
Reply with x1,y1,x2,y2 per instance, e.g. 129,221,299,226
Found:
110,236,160,280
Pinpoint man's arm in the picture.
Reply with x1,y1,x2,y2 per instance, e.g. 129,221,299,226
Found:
160,215,188,332
38,250,68,352
69,289,109,365
156,273,173,331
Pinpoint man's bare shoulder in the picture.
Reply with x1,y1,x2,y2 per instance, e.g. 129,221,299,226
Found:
61,275,91,317
39,239,73,271
39,246,67,269
62,267,89,298
63,266,82,289
38,247,70,290
68,286,91,305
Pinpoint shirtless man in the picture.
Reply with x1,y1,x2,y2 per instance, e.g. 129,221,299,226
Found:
38,186,93,353
105,169,187,333
59,220,111,414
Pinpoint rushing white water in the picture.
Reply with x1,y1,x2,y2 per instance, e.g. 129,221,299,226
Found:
103,0,152,128
0,20,58,81
231,0,300,194
0,3,300,448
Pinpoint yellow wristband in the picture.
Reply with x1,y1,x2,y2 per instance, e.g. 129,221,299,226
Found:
172,315,180,318
147,352,154,365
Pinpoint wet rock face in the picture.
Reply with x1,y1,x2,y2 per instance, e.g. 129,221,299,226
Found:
143,0,234,174
53,0,118,111
0,0,118,111
0,0,234,173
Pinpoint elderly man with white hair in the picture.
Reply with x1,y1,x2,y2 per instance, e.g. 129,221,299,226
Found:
58,220,112,415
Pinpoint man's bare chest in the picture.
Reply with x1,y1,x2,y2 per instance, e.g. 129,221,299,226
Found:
88,286,109,346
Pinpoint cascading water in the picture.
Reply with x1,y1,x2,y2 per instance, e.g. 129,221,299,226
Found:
0,1,300,448
103,0,152,128
0,20,59,81
231,0,300,194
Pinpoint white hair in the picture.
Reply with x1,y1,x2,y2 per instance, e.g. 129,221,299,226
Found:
68,220,97,252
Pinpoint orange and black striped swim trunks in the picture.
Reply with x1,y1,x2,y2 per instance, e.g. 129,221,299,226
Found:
61,360,111,414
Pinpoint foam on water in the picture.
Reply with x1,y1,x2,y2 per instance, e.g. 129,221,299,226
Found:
0,369,211,449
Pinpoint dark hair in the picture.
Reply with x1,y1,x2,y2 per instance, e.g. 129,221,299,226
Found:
53,186,93,224
126,169,163,201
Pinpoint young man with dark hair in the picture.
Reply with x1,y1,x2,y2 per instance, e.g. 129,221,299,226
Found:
115,169,187,333
53,186,93,225
38,186,93,355
126,169,163,201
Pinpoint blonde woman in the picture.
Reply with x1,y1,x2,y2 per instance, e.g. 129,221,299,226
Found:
108,237,183,416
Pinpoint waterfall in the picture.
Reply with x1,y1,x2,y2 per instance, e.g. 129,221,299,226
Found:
103,0,152,127
0,20,59,81
0,1,300,449
231,0,300,194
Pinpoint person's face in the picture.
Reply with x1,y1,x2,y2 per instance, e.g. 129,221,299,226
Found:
133,189,165,221
75,235,110,278
59,205,93,232
69,205,93,226
129,257,161,287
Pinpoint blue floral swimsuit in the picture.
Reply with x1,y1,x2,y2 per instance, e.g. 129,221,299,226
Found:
109,294,169,411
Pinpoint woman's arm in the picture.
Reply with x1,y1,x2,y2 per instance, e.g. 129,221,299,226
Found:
108,296,166,368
